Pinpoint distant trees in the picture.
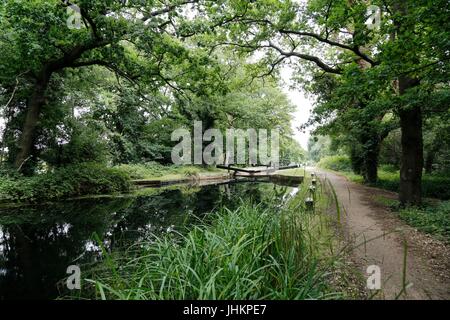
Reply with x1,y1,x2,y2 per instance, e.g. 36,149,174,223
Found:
208,0,450,205
0,1,303,173
1,0,448,205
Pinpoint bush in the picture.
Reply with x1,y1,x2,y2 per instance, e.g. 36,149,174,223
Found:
115,162,167,179
115,163,217,180
41,125,111,167
333,166,450,200
398,201,450,242
317,155,352,172
372,171,450,200
0,163,131,203
79,200,339,300
379,164,398,173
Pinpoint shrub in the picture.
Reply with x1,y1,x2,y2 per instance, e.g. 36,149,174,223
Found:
398,201,450,242
379,164,398,173
0,163,131,203
115,163,217,180
336,167,450,200
373,171,450,200
41,125,111,167
115,162,165,179
79,200,340,300
317,155,352,172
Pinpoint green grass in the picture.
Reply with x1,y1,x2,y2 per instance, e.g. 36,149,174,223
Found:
317,155,352,172
274,167,305,177
74,182,352,300
398,201,450,243
342,170,450,200
373,195,450,243
115,162,220,181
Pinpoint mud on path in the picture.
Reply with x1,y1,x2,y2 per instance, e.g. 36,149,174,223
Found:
314,168,450,300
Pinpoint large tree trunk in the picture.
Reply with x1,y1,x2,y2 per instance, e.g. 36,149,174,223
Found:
13,69,52,171
398,77,423,206
363,144,379,184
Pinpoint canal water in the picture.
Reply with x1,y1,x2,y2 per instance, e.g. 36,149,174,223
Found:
0,180,299,300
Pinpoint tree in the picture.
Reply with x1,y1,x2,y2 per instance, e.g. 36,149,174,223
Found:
207,0,450,205
0,0,212,172
305,69,397,183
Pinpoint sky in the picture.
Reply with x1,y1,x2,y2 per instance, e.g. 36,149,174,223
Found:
286,88,313,151
280,66,314,151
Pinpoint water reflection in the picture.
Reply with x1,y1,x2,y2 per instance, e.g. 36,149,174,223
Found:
0,181,296,299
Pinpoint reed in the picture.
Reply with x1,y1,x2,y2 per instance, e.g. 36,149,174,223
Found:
77,184,345,300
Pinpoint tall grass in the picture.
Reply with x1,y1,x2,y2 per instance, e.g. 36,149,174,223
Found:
115,162,218,180
78,186,343,300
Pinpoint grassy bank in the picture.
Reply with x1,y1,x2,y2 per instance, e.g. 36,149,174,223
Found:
345,170,450,201
374,196,450,243
274,167,305,177
73,182,355,300
115,162,220,181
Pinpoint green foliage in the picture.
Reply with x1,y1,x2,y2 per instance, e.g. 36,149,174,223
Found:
115,163,217,180
398,201,450,243
379,129,402,168
307,135,337,163
280,137,305,165
79,197,341,300
0,163,131,203
41,123,111,166
373,171,450,201
379,164,398,173
344,170,450,200
317,155,352,172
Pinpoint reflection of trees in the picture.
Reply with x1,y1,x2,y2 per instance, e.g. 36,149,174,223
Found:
107,187,224,246
219,182,287,210
0,198,131,299
0,182,291,299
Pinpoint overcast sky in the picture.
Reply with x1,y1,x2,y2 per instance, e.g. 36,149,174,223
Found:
280,66,314,150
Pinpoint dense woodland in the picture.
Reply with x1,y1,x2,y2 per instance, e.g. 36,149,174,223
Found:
0,0,449,302
0,0,449,206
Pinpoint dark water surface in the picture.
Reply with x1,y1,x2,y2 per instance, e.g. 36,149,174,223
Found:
0,180,298,300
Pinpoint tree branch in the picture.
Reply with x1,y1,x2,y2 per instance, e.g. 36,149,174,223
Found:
141,0,199,21
266,42,343,74
278,29,378,66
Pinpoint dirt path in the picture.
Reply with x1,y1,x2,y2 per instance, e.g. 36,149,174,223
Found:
313,168,450,300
